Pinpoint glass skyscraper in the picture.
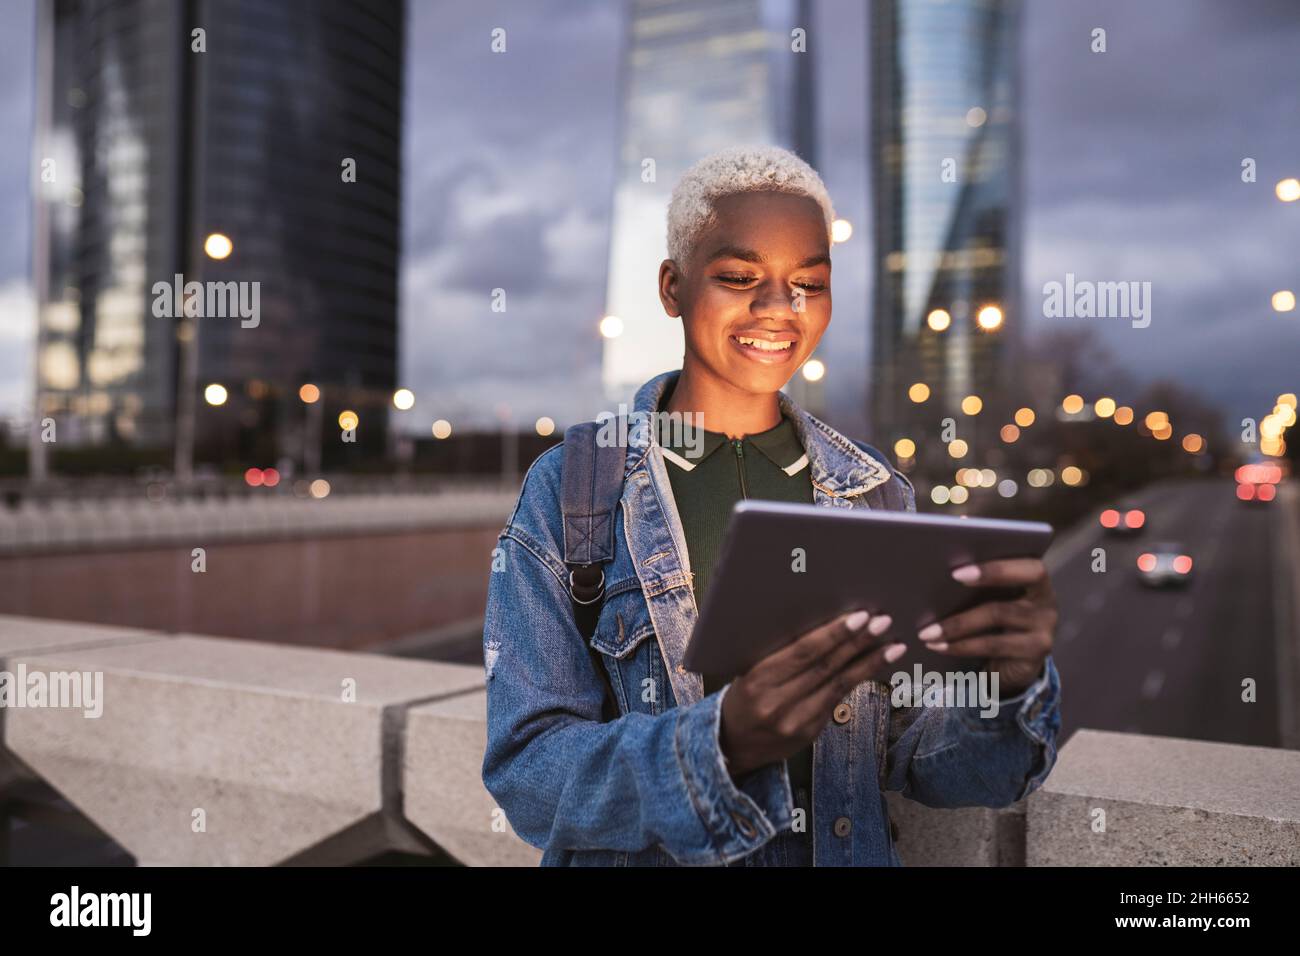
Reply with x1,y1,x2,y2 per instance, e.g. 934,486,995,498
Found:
869,0,1022,460
601,0,816,404
30,0,404,478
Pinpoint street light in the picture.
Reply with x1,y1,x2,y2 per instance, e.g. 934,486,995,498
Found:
204,233,233,260
976,305,1003,330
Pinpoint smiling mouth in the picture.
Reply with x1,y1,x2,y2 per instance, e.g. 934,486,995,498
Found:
729,333,798,363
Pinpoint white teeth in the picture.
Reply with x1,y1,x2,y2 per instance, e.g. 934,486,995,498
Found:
736,336,793,351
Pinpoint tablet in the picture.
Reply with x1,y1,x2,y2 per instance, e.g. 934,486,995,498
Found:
682,500,1055,684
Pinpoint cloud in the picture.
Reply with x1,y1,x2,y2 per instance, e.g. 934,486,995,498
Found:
0,278,36,427
1022,0,1300,426
398,0,623,429
0,0,35,282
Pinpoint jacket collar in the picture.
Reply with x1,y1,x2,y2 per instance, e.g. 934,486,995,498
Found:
626,369,893,498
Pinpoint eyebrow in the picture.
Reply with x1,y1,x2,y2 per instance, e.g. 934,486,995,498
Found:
705,245,831,269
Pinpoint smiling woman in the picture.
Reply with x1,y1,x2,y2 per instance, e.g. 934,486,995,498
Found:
481,143,1062,869
658,147,838,437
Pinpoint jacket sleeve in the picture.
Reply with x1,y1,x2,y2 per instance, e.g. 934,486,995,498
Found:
882,655,1061,807
877,461,1061,807
480,528,795,865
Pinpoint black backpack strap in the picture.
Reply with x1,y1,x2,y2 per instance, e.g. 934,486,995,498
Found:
560,416,628,640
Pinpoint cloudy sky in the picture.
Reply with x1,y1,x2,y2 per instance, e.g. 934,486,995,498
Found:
0,0,1296,438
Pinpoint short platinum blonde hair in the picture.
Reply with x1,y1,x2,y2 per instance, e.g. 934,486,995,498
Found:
665,144,836,269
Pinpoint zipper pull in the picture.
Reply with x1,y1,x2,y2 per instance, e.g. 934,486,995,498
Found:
733,439,749,498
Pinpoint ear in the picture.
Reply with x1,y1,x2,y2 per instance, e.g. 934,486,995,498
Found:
658,259,683,318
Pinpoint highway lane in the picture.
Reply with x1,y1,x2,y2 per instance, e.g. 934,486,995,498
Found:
1048,477,1283,749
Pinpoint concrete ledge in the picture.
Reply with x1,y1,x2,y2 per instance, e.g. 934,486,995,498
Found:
403,691,541,866
1028,729,1300,865
3,629,485,865
886,793,1026,866
7,616,1300,867
0,614,170,793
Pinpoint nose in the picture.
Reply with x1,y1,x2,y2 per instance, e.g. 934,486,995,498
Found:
750,279,798,320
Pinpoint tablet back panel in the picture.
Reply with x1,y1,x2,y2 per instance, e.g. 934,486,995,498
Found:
683,500,1054,685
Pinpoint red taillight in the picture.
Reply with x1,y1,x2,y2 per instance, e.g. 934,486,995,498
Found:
262,467,281,488
1257,482,1276,502
1237,482,1255,500
1173,555,1193,574
1137,553,1157,572
244,467,264,487
1125,509,1145,529
1100,509,1120,528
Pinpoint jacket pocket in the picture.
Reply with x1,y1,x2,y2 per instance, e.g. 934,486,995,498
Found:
589,583,663,716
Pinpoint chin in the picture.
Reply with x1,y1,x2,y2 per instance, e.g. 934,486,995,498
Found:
722,363,795,395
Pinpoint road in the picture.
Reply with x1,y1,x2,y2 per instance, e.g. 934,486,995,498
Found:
1046,477,1289,749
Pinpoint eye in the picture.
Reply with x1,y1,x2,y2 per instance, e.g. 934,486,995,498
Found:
717,273,756,285
794,281,826,293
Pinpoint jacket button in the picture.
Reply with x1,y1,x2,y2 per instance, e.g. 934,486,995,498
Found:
731,812,758,839
833,816,851,838
833,703,852,724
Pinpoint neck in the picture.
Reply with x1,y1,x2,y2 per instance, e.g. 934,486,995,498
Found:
664,360,782,440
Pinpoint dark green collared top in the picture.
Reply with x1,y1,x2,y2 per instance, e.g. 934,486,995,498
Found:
656,388,815,840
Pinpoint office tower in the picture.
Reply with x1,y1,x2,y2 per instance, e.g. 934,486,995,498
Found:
601,0,817,405
869,0,1022,460
30,0,404,479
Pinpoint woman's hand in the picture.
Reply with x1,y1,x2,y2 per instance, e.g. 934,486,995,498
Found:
917,557,1058,696
719,610,906,778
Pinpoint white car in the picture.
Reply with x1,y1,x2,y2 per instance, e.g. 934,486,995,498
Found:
1136,542,1193,588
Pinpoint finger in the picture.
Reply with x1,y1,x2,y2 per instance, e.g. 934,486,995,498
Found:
787,640,907,732
927,629,1051,659
917,599,1043,644
951,557,1049,589
758,609,888,684
780,612,896,700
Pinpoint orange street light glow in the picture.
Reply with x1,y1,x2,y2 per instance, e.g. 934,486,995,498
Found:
204,233,233,260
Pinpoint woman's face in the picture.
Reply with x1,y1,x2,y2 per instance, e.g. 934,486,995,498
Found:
659,190,832,396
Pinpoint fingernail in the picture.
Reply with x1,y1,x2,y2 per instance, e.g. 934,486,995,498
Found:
918,623,942,642
868,614,892,636
884,643,907,663
952,564,981,583
846,610,870,631
931,642,948,652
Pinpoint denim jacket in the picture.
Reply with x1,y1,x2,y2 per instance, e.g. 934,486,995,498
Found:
481,369,1061,866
